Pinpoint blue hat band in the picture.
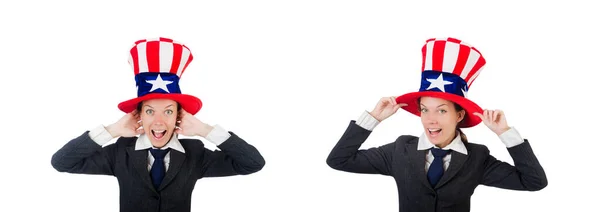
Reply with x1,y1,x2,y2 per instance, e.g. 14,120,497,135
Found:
419,71,468,97
135,73,182,97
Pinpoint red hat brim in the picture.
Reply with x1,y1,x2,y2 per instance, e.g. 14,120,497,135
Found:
118,93,203,115
395,91,483,128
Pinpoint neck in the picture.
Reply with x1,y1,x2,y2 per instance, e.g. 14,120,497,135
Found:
153,144,167,149
435,142,450,149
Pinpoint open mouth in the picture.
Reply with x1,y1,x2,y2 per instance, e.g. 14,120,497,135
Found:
428,128,442,137
151,130,167,140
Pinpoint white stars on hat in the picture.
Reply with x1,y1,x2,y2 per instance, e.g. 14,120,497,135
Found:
146,75,173,93
426,73,453,92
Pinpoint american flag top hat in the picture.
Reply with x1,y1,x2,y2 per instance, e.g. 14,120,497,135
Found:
395,37,486,128
118,37,203,115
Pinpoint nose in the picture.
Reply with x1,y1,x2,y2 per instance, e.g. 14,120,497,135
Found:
422,113,439,124
152,113,167,125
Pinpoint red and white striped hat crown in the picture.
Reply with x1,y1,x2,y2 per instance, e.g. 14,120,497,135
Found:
396,37,486,128
128,37,194,77
118,37,202,115
421,37,486,90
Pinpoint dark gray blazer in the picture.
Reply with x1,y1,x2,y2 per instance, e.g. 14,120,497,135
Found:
51,131,265,212
326,121,547,212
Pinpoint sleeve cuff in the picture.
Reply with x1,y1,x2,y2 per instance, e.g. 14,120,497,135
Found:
206,124,231,146
88,125,114,146
499,127,525,148
355,110,379,131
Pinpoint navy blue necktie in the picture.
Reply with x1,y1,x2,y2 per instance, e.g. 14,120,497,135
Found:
427,148,451,187
149,148,170,189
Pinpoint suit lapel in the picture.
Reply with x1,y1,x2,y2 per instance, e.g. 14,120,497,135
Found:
158,149,186,191
406,142,434,191
435,150,468,189
127,147,157,193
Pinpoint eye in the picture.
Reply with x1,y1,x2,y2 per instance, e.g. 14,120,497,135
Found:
438,109,447,114
420,108,428,113
165,110,173,115
145,109,154,115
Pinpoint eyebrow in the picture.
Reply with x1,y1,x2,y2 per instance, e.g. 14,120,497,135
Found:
143,104,174,109
420,104,448,108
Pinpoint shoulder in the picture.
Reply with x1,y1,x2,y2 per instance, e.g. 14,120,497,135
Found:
394,135,419,146
113,136,137,148
378,135,419,151
178,138,206,152
373,135,419,156
464,142,491,155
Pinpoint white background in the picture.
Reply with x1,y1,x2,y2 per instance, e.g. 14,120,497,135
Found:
1,0,597,211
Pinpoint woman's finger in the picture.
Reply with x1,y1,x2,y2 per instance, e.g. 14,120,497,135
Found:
382,97,391,104
131,111,140,119
473,112,484,120
393,103,407,111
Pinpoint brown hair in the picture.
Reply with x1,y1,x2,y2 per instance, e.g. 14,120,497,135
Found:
452,103,468,143
418,98,468,143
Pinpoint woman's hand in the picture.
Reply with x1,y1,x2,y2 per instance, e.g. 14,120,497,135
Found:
176,109,214,137
474,109,511,136
369,96,407,122
105,111,144,138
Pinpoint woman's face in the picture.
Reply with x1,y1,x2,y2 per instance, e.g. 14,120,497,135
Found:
139,99,179,148
419,96,465,147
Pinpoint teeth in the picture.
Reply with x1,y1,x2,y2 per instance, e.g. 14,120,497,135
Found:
153,130,166,133
428,129,441,132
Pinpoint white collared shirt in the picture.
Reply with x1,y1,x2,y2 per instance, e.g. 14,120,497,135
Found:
355,110,525,173
135,133,186,171
88,124,232,171
417,132,467,172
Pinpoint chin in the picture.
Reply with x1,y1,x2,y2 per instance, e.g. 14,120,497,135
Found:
424,127,451,146
149,141,166,148
426,136,442,145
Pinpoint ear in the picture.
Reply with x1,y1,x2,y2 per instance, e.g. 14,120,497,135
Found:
457,110,466,123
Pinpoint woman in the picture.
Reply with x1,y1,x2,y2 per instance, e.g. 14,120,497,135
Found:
51,37,265,212
326,37,547,212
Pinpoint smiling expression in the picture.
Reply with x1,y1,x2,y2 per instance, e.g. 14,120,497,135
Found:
419,96,465,148
139,99,179,148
